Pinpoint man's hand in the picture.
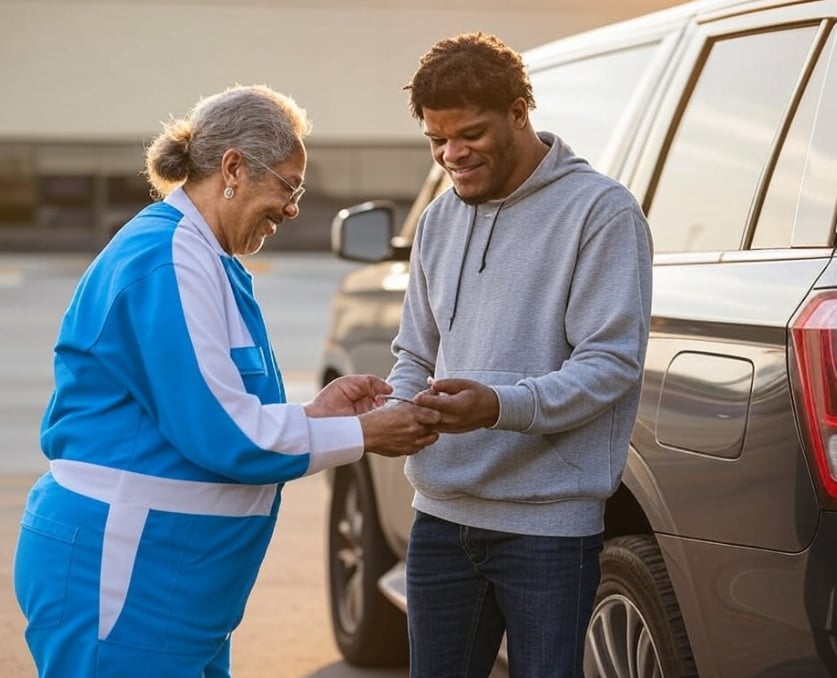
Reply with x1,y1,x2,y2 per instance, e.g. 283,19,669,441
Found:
413,378,499,433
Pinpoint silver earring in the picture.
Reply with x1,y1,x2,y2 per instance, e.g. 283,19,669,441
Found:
224,186,234,199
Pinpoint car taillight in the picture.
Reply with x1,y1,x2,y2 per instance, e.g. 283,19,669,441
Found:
790,292,837,505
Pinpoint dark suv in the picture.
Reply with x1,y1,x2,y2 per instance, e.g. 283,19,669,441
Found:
321,0,837,675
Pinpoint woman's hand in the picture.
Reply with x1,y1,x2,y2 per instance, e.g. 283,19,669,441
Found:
303,375,392,417
359,402,441,457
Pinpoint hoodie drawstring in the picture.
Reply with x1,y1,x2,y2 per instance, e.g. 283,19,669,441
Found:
448,202,505,330
479,201,504,272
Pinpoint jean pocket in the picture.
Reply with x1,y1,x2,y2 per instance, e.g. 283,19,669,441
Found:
14,509,77,630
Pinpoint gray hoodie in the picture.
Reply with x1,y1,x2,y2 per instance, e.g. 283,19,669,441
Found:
389,131,653,537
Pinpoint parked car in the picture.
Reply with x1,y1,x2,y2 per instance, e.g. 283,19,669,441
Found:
321,0,837,675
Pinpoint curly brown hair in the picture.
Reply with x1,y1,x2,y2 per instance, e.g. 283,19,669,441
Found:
404,32,535,121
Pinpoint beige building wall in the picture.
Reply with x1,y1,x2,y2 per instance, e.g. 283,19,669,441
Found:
0,0,684,249
0,0,685,141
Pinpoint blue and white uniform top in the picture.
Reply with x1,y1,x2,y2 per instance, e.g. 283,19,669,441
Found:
42,186,364,482
35,187,364,647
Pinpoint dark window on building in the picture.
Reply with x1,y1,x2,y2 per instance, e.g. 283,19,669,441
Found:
0,148,35,226
38,175,95,229
106,174,153,235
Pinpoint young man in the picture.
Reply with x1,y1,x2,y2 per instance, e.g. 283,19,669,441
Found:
386,33,653,677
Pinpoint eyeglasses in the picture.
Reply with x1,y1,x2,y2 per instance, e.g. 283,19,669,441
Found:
239,150,306,205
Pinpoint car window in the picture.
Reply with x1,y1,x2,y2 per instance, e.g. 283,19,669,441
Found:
754,29,837,249
529,43,659,169
647,25,818,254
399,166,449,241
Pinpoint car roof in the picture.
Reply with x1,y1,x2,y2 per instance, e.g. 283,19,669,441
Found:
523,0,784,69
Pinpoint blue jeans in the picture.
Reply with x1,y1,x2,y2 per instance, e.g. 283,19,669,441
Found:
406,511,603,678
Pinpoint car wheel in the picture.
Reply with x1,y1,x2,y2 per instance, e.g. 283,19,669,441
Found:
584,535,698,678
327,460,409,667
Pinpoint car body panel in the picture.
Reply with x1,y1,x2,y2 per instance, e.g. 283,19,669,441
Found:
658,512,837,677
636,255,826,550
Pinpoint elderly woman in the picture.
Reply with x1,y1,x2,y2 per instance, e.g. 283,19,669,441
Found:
14,84,439,677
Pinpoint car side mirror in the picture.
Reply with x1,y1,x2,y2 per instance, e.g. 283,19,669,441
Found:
332,201,405,263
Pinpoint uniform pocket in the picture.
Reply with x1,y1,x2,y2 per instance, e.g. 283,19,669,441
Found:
14,509,77,630
231,345,269,395
230,345,266,376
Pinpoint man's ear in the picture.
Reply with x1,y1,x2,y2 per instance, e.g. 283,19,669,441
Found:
509,98,529,129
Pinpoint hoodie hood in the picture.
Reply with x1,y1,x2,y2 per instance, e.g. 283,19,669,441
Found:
446,131,595,327
493,131,595,208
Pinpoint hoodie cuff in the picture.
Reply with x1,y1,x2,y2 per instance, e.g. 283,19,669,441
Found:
489,385,536,431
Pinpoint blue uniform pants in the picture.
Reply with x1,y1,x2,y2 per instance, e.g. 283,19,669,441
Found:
15,472,275,677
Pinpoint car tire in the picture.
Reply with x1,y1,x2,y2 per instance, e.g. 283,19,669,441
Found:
584,535,698,678
327,460,409,667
